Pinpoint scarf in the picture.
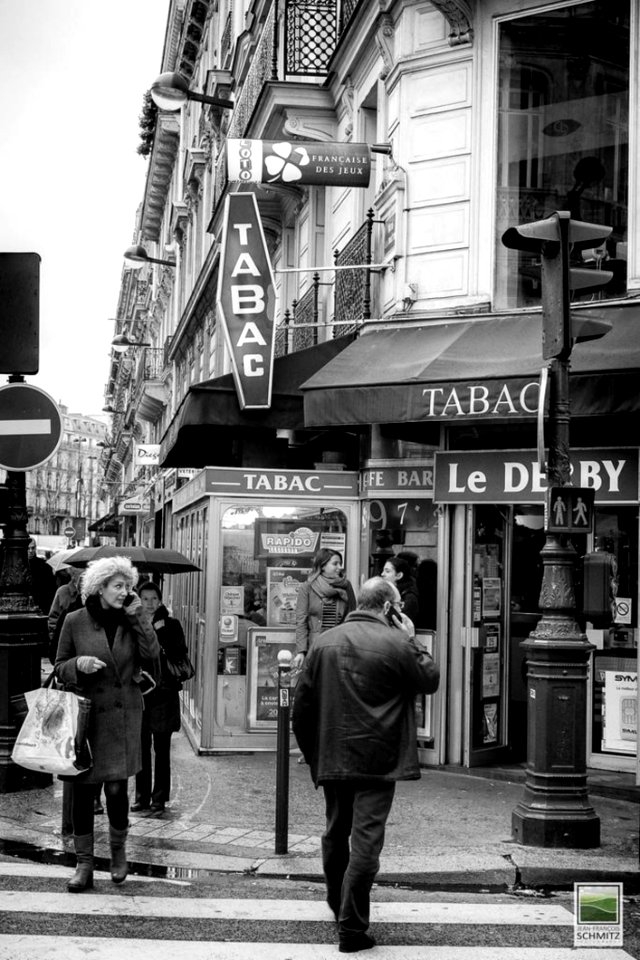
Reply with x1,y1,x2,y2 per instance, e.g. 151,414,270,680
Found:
309,572,351,604
86,594,127,647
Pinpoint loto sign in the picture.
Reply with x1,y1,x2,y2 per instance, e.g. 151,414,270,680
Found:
227,139,371,188
217,192,276,409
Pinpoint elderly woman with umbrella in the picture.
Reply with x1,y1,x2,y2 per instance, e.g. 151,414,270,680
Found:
55,556,160,893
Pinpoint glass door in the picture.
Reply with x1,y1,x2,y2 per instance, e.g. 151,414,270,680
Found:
463,505,509,765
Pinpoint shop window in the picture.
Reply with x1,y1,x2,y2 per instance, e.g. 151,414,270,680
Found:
219,503,350,681
495,0,630,308
587,507,638,760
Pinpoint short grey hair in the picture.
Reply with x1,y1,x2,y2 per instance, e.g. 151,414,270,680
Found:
81,556,138,602
357,576,399,611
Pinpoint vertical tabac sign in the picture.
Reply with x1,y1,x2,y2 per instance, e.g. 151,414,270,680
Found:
217,192,276,409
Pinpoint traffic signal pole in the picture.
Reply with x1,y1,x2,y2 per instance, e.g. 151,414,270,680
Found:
0,469,50,792
0,373,50,793
503,212,612,847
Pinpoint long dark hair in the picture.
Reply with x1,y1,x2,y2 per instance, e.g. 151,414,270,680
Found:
311,548,343,576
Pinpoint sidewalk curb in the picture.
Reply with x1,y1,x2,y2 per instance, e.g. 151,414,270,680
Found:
2,816,637,893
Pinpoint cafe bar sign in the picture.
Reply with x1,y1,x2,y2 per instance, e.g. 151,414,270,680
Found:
217,192,276,409
434,449,638,503
227,139,371,188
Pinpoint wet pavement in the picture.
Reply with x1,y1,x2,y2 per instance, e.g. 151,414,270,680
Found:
0,730,638,891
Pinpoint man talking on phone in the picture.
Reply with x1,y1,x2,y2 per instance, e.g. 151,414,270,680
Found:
292,576,439,953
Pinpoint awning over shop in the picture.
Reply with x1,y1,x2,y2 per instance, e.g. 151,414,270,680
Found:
161,334,356,468
88,512,120,534
301,305,640,427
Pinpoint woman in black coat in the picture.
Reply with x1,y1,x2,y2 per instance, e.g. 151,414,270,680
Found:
132,582,190,816
381,556,420,626
55,557,160,893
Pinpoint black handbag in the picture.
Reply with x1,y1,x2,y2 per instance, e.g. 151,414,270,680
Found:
165,653,195,683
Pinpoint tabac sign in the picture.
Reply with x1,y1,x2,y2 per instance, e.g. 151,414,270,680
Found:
217,192,276,409
227,139,371,188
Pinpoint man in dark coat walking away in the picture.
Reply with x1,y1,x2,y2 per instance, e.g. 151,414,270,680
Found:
292,576,439,953
132,582,189,815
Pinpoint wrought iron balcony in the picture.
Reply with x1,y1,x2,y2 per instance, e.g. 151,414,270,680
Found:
132,347,168,423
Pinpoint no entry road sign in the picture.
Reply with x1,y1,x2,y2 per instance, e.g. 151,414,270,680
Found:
0,383,62,471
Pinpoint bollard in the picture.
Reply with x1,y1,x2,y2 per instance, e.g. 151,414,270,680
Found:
275,648,292,854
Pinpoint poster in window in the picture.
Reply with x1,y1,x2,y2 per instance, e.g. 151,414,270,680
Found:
602,670,637,754
482,652,500,698
482,578,502,619
415,631,435,741
267,566,311,626
482,703,498,744
247,627,297,730
483,622,500,650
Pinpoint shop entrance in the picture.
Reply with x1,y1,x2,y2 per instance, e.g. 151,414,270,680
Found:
462,504,546,766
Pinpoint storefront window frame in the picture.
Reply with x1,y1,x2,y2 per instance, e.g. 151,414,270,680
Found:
493,0,631,310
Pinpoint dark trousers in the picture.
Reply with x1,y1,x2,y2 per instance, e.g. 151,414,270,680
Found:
322,780,396,941
135,722,173,806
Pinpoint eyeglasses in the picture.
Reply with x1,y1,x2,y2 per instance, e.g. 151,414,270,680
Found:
392,601,404,610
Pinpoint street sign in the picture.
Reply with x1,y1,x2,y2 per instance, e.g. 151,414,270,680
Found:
545,486,595,534
63,526,76,537
0,383,62,471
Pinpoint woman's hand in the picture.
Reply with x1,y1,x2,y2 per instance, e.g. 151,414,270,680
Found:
292,652,306,670
77,656,106,674
123,593,142,616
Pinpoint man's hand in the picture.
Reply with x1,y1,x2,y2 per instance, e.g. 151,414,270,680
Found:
397,612,416,638
292,652,306,670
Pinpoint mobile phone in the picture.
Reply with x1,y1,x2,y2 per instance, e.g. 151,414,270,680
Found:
386,605,403,627
123,593,137,607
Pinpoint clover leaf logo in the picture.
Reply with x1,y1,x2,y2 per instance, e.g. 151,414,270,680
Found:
264,142,310,183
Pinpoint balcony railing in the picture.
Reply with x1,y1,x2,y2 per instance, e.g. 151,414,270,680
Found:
274,211,381,355
333,208,375,335
285,0,337,75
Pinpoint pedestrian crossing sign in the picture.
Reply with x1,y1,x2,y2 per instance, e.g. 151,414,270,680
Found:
546,486,594,533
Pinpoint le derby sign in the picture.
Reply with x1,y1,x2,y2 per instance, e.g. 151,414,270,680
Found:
434,449,638,504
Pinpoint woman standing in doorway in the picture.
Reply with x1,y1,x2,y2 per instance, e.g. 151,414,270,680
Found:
292,548,356,670
381,556,420,625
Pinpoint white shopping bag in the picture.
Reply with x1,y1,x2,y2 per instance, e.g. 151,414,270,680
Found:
12,685,92,777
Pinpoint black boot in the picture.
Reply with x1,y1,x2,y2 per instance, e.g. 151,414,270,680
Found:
109,825,128,884
68,833,94,893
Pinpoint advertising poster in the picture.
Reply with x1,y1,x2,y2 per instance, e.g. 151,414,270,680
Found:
483,623,500,651
483,703,498,743
247,627,297,730
482,652,500,698
602,670,637,754
320,532,346,559
221,586,245,616
267,566,311,626
482,578,502,619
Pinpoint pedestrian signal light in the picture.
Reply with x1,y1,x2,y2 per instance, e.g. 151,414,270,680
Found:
545,486,594,534
502,212,613,361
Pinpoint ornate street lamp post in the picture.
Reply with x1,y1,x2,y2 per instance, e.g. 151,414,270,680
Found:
502,212,612,847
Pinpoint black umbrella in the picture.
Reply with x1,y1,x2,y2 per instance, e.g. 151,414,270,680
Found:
66,545,200,574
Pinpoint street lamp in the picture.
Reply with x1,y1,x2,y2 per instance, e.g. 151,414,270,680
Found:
150,71,234,112
502,211,612,849
111,334,152,353
123,245,176,270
